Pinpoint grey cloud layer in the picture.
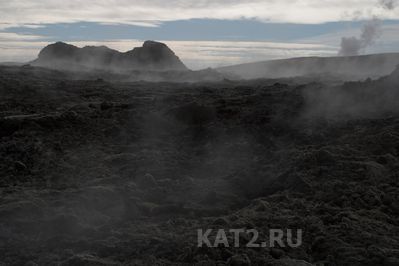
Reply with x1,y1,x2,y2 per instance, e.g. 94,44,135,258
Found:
1,0,399,27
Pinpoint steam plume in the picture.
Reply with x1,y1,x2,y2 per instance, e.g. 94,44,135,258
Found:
338,19,382,56
338,0,398,56
379,0,397,10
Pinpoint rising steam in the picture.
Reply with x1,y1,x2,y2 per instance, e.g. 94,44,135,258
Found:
380,0,397,10
338,0,397,56
338,19,382,56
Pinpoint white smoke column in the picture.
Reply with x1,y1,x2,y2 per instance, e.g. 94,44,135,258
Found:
338,19,382,56
338,0,397,56
338,37,362,56
380,0,397,10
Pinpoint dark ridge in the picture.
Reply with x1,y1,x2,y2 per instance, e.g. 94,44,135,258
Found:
217,53,399,80
32,41,188,72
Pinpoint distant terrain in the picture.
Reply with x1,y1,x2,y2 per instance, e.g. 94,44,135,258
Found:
32,41,187,72
218,53,399,80
6,41,399,82
28,41,227,83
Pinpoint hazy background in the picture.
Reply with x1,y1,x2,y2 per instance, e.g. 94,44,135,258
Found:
1,0,399,69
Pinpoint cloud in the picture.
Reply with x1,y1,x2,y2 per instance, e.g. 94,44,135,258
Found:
0,32,43,41
0,32,46,61
1,0,399,28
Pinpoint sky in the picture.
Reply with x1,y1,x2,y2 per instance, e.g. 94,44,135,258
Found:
1,0,399,69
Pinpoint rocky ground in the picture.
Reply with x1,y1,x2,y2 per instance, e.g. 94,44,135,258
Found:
0,65,398,265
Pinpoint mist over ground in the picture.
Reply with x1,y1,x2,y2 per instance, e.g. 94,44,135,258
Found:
3,0,399,265
1,40,399,265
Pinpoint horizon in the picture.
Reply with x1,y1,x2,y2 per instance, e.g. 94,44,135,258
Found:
1,1,399,69
8,40,399,71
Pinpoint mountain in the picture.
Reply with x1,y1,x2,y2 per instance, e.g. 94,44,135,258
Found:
217,53,399,80
31,41,188,72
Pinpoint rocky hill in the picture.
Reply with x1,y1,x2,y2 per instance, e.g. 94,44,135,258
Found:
31,41,188,72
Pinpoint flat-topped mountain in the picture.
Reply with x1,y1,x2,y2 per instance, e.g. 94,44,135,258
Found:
31,41,188,72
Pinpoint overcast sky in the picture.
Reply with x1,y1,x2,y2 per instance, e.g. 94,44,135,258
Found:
1,0,399,69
